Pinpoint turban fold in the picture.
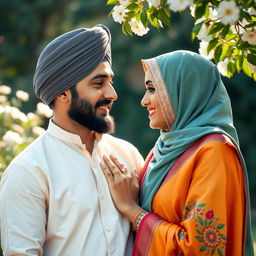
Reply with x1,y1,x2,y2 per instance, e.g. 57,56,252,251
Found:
33,24,111,105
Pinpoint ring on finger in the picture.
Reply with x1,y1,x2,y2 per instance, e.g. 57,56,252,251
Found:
120,168,128,173
111,167,120,175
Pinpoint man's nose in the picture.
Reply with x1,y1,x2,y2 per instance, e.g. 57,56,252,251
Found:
104,83,118,101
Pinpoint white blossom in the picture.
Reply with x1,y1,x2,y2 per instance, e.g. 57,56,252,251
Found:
0,85,11,95
0,141,6,148
3,131,24,145
242,31,256,45
4,106,28,123
119,0,130,8
16,90,29,102
248,7,256,16
12,124,25,134
217,1,240,25
167,0,193,12
37,102,53,118
197,23,212,42
149,0,161,8
217,58,229,77
27,112,40,122
198,41,214,60
0,95,7,103
112,5,127,24
32,126,45,136
248,62,256,73
129,19,149,36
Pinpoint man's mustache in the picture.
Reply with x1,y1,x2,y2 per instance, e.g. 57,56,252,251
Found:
95,99,113,109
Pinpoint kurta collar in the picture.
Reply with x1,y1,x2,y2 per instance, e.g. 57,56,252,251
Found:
47,119,102,150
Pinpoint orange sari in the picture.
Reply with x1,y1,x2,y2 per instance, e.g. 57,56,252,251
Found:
133,134,246,256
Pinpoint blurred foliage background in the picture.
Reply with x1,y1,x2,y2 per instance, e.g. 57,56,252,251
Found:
0,0,255,253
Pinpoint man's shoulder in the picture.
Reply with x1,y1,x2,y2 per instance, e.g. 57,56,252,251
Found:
6,133,48,169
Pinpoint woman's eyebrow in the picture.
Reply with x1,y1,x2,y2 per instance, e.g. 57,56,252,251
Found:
145,80,153,85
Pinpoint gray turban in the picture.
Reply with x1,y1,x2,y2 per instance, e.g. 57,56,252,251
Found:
33,24,111,105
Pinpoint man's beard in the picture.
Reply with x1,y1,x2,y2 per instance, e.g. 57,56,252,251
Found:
68,98,115,134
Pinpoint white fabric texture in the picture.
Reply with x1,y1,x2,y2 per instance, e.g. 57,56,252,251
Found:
0,120,144,256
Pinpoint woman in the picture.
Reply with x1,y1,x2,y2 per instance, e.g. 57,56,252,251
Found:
101,50,254,255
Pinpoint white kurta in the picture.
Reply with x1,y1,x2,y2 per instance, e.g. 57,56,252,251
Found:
0,120,144,256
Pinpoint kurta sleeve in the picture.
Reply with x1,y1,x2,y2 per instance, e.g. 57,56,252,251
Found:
133,141,245,256
0,162,48,255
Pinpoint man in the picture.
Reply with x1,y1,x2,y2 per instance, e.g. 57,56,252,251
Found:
0,24,144,255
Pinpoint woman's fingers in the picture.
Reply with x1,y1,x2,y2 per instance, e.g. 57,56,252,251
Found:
109,154,131,175
103,155,120,175
100,162,114,183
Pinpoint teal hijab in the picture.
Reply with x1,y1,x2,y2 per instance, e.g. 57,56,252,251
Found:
141,50,254,255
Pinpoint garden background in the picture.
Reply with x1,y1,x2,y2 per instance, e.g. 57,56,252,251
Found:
0,0,255,254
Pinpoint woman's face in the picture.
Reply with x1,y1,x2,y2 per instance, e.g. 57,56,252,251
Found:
141,70,169,131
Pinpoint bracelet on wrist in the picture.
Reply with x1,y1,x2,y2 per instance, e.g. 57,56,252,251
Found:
132,210,149,232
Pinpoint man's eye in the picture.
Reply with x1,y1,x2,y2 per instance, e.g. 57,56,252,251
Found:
94,81,103,86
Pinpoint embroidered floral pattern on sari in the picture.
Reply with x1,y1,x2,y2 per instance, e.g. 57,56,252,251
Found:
182,201,226,255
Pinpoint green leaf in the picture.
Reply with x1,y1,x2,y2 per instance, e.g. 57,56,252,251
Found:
198,203,206,207
140,8,148,28
227,61,236,78
207,38,218,54
247,54,256,65
220,25,229,38
225,33,237,41
122,21,132,35
240,9,252,21
235,55,244,72
196,229,201,235
196,236,203,242
192,21,204,41
217,223,225,229
211,248,216,255
208,22,224,35
127,3,139,11
158,8,171,27
124,21,132,35
135,8,142,22
126,11,135,19
214,44,223,62
220,233,227,240
195,2,208,20
242,59,253,77
107,0,119,5
217,248,223,256
219,44,230,61
200,245,208,252
244,21,256,29
237,41,250,50
197,216,204,226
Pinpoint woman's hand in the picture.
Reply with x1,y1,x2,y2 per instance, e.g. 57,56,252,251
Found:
101,154,141,218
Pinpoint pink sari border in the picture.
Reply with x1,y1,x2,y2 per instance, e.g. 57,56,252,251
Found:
132,213,164,256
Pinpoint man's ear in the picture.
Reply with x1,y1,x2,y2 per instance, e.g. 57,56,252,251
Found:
56,90,71,103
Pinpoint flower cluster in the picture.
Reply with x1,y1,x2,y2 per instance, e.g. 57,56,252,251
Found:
0,85,52,174
107,0,256,79
182,201,226,255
